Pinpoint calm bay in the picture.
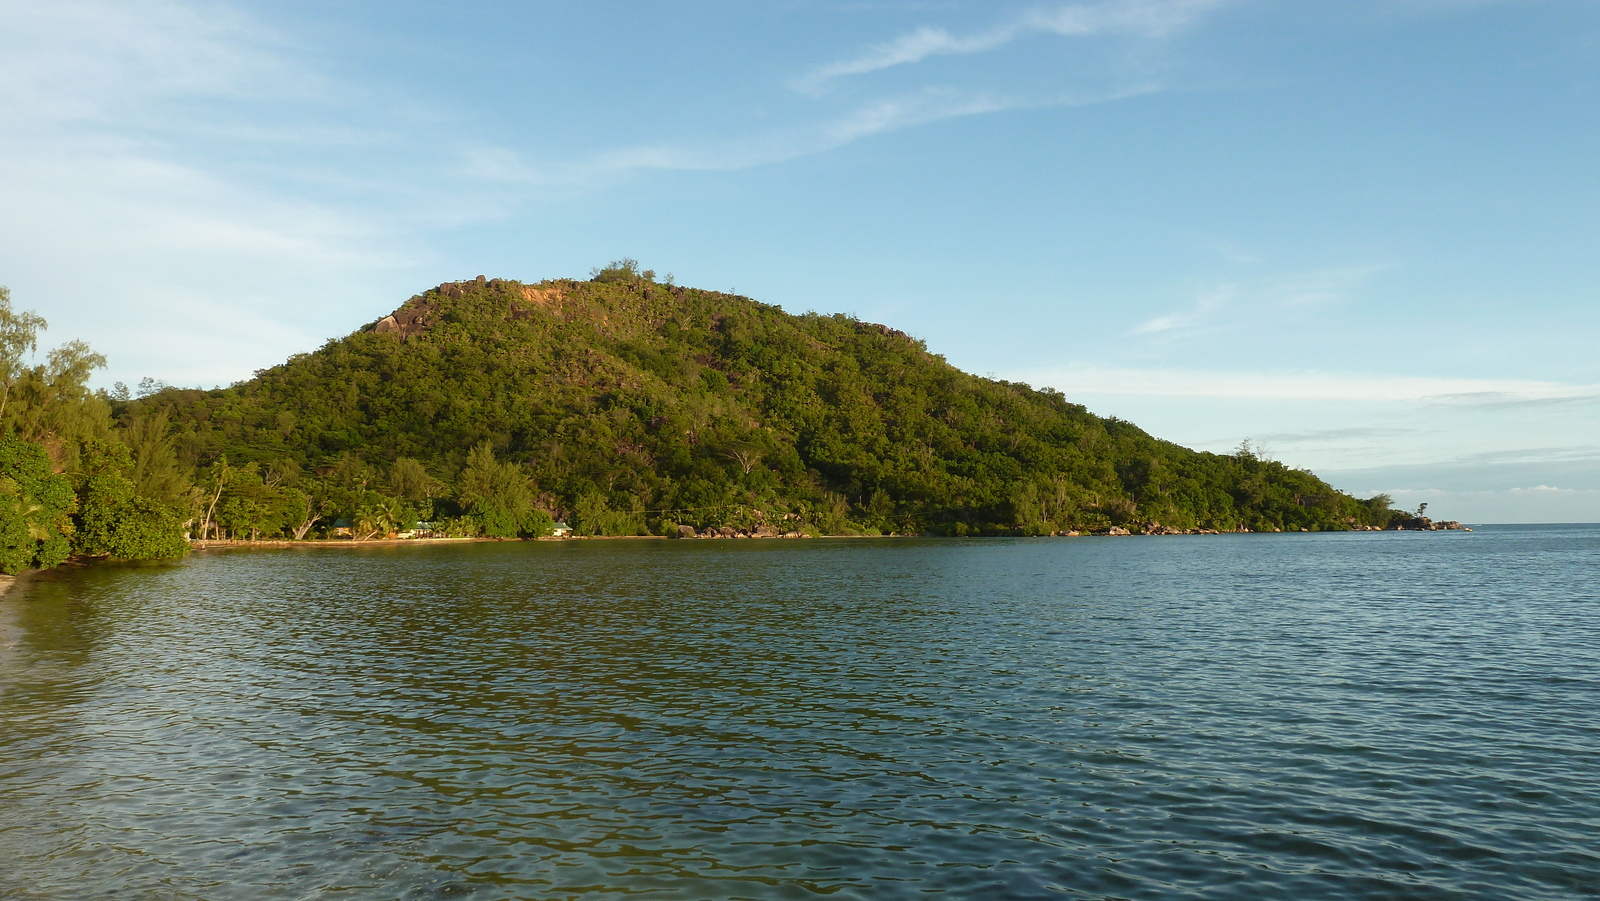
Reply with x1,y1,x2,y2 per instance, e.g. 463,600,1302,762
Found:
2,527,1597,899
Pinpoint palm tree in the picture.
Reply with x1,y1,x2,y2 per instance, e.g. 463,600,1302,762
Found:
354,498,401,540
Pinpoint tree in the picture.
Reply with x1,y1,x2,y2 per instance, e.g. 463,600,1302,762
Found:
720,435,765,475
71,440,188,560
0,286,47,424
0,436,74,573
211,464,317,540
570,491,640,536
123,407,190,510
0,288,110,453
590,258,654,284
458,441,539,538
388,457,436,503
197,460,231,540
7,341,109,447
354,497,401,540
288,490,321,540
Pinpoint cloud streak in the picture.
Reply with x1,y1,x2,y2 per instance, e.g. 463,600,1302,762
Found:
1010,365,1600,404
1133,264,1385,337
0,0,323,127
458,83,1162,186
1422,390,1600,410
798,0,1230,90
0,0,433,388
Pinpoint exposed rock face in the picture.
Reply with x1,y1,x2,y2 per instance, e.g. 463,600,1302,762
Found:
370,299,437,340
519,285,565,307
372,279,573,339
1107,526,1131,536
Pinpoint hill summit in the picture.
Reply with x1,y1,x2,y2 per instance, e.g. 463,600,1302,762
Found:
132,263,1401,537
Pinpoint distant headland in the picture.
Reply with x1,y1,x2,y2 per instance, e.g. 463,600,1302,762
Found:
3,264,1444,574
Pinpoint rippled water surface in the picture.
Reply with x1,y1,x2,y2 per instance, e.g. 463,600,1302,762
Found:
2,527,1598,899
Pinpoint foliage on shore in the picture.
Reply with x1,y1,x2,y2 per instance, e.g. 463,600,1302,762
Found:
0,287,188,573
108,263,1406,541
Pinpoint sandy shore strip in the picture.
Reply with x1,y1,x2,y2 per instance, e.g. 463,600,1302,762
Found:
189,536,504,551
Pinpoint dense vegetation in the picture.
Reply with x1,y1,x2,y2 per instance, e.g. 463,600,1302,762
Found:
104,262,1404,542
0,287,189,573
0,265,1413,574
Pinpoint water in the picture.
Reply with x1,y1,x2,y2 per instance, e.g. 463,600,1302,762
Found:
2,527,1597,900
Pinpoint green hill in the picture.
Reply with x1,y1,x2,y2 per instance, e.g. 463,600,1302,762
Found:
128,263,1399,538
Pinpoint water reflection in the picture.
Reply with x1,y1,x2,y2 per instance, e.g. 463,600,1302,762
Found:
3,530,1599,899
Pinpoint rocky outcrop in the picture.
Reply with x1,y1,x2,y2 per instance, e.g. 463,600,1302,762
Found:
374,279,568,338
1392,516,1469,532
370,298,438,341
690,525,807,539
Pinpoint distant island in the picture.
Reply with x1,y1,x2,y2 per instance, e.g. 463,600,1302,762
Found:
1,263,1456,574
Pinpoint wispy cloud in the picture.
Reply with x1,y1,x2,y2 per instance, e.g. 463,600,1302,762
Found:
798,0,1230,90
1317,445,1600,478
1134,264,1384,337
454,2,1226,192
1010,365,1600,404
493,0,1229,179
1427,446,1600,467
1320,444,1600,519
0,0,324,127
0,0,427,387
1422,390,1600,409
1134,284,1233,335
458,84,1162,186
1253,426,1419,443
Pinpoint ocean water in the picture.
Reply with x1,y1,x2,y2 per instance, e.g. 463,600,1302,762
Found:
1,526,1597,900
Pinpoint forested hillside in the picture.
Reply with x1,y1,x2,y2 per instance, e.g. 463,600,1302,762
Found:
121,262,1401,539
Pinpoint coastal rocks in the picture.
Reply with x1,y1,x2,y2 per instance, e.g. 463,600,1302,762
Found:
1107,526,1131,536
1392,516,1469,532
690,526,808,539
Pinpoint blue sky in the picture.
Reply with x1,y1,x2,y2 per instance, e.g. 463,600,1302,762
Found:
1,0,1596,521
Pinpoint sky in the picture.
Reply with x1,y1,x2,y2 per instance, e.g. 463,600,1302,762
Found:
1,0,1596,522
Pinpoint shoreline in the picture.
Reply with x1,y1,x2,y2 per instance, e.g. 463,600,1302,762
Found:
190,536,503,551
186,526,1467,554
